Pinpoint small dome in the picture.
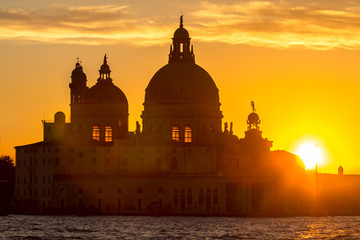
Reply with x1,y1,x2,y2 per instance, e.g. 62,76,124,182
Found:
71,63,87,82
99,54,111,76
173,16,190,39
100,62,110,72
174,27,189,38
54,111,65,123
88,81,128,104
248,112,260,124
145,62,219,105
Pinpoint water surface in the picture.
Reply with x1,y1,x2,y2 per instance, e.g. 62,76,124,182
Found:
1,215,360,239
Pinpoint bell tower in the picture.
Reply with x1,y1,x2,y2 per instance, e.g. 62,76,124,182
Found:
69,59,88,105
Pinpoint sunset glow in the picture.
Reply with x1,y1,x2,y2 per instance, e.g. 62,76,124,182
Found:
296,142,323,169
1,0,360,174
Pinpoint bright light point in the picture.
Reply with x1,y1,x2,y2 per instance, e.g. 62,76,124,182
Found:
296,142,323,169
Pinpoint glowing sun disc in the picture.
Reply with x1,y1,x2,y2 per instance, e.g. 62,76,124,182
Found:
296,142,323,169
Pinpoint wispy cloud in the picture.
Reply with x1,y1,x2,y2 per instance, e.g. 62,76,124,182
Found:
0,3,171,45
190,0,360,49
1,0,360,49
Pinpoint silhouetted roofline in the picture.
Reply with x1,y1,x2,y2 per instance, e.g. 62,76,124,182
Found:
14,139,63,149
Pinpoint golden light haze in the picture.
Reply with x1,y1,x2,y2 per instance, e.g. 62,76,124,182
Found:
295,142,323,169
1,0,360,173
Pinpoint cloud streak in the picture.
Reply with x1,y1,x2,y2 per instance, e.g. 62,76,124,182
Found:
1,0,360,49
0,3,171,45
191,0,360,49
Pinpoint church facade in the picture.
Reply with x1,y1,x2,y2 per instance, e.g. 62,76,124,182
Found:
14,18,310,216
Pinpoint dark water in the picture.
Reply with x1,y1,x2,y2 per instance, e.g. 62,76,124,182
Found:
1,215,360,239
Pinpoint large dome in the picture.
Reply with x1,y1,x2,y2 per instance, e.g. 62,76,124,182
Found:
88,81,128,104
145,62,219,105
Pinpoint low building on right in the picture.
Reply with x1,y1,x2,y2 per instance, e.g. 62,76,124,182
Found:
317,167,360,215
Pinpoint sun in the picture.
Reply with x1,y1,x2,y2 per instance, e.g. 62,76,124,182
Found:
296,142,323,169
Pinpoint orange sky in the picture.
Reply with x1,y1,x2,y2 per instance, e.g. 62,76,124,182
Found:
1,0,360,173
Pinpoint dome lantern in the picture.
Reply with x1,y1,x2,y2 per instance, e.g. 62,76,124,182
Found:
169,16,195,63
99,54,111,80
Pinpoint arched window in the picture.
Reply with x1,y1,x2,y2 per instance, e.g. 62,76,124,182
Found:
206,188,212,211
78,188,83,194
184,126,192,143
173,188,179,205
92,125,100,141
105,125,113,142
117,199,121,211
98,199,102,209
213,188,219,205
187,188,192,205
199,188,204,205
171,126,180,142
137,187,143,194
171,157,177,171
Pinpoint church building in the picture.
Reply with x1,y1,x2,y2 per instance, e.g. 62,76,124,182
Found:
14,17,309,216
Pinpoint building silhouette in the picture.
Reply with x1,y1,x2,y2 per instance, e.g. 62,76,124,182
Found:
15,17,314,216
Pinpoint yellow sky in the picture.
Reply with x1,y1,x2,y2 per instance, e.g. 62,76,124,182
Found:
1,0,360,173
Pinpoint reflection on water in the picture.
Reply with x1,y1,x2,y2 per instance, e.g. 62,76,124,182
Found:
1,215,360,239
